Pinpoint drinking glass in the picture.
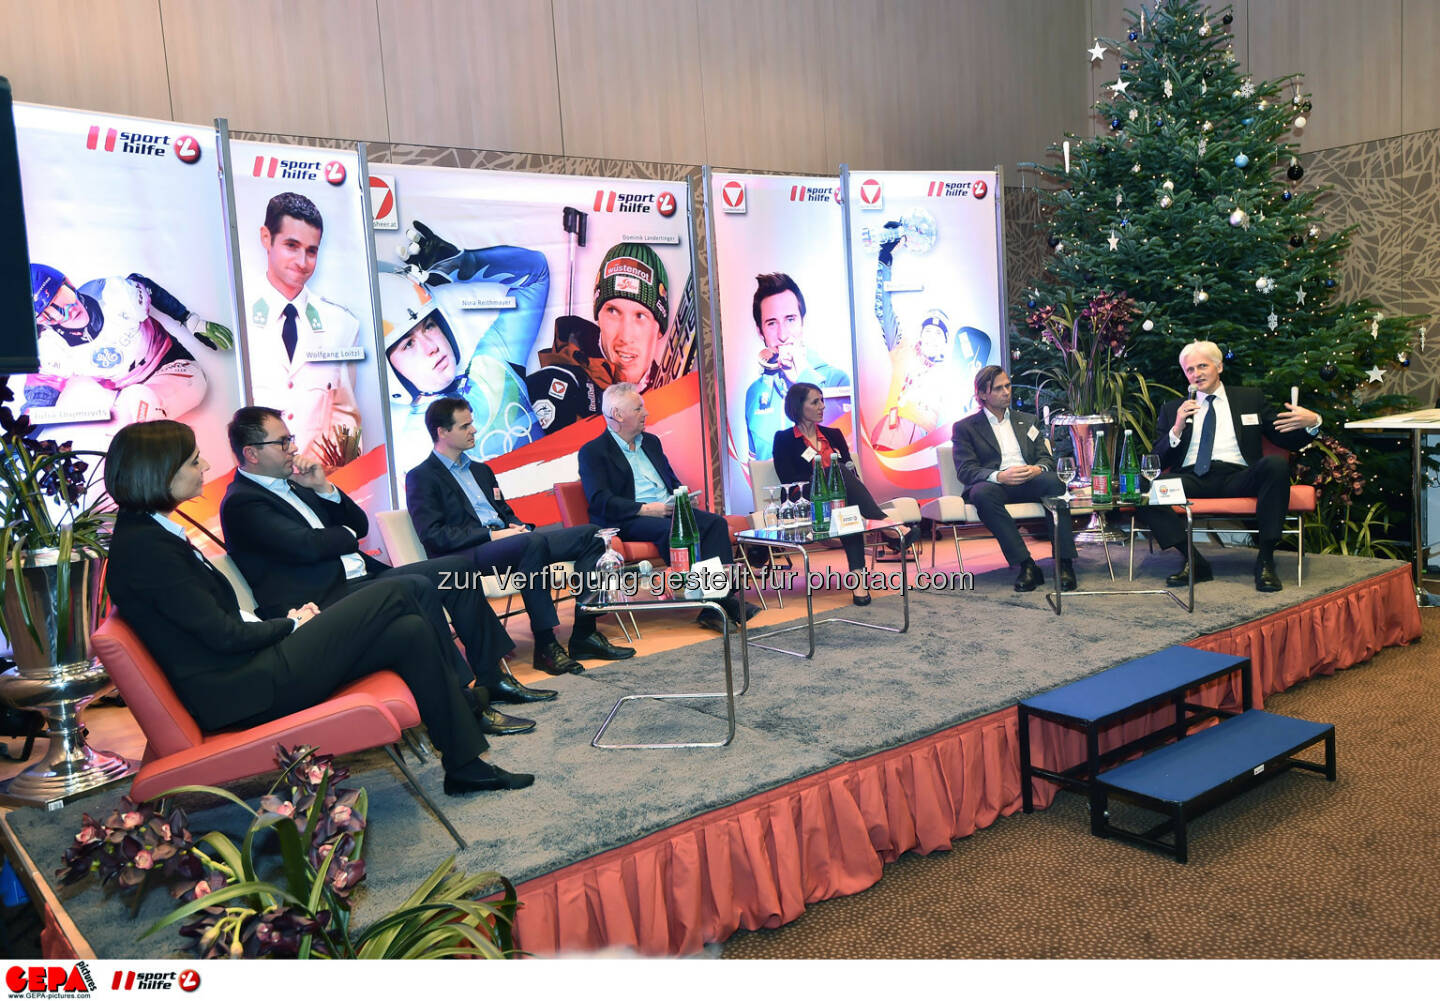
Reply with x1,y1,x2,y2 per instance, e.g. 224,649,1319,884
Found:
593,527,625,603
1055,457,1077,501
763,484,781,529
777,483,796,529
1141,454,1161,489
795,485,812,528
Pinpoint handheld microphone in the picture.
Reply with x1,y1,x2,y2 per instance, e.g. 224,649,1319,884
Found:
1185,383,1197,424
1290,385,1299,408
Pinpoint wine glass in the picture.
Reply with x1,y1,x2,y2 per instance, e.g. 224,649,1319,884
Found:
777,483,796,529
593,527,625,604
763,484,781,529
795,484,812,529
1055,457,1077,502
1141,454,1161,486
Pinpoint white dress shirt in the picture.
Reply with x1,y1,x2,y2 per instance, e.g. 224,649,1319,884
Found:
984,408,1027,484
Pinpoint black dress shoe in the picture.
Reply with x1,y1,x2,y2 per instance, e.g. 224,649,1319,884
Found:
1165,554,1214,588
852,591,872,606
477,707,536,736
1014,561,1044,592
1058,559,1077,592
1255,559,1283,593
443,763,535,795
491,672,557,704
534,640,585,676
696,608,727,633
719,597,761,623
568,631,636,660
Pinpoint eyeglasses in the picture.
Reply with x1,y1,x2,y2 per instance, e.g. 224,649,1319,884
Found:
248,436,296,450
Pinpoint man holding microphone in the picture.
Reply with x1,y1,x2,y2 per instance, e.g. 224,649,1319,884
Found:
1141,341,1322,592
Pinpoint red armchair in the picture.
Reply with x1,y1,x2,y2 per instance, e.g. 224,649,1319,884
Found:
91,613,467,848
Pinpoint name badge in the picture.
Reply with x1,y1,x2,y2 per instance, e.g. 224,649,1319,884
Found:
1026,424,1039,441
693,557,730,598
1149,477,1187,504
832,505,865,535
1241,412,1260,426
801,447,818,463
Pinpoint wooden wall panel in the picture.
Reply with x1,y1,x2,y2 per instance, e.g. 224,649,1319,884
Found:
0,0,172,121
376,0,563,154
816,0,1089,175
1401,0,1440,136
159,0,389,140
551,0,707,164
696,0,830,173
1248,0,1402,151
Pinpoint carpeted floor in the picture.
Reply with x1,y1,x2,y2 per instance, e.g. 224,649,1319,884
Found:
0,547,1409,958
720,607,1439,959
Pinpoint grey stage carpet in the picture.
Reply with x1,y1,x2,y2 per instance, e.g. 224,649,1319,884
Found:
6,547,1401,958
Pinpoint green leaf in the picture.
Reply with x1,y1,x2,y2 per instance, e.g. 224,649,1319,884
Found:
138,880,301,939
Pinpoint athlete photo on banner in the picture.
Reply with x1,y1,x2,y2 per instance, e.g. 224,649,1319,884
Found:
845,171,1003,502
707,172,853,515
371,164,698,522
10,104,242,532
230,141,391,551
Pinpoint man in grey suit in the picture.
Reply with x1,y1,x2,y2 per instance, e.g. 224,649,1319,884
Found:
951,365,1076,592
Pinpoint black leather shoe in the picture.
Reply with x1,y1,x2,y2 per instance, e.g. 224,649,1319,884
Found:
719,597,761,624
534,640,585,676
490,671,557,704
568,631,636,660
1014,561,1043,592
852,591,872,606
1058,560,1077,592
477,707,536,736
1255,558,1283,593
696,608,727,633
1165,554,1214,588
443,764,535,795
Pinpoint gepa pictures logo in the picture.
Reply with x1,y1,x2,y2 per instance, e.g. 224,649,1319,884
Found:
5,962,96,997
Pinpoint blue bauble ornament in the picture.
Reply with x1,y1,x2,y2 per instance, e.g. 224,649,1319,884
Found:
1242,117,1253,126
1155,116,1165,127
1120,62,1129,70
1111,118,1122,130
1120,218,1130,227
1224,348,1235,361
1234,153,1250,168
1324,278,1337,288
1128,30,1138,41
1281,190,1293,201
1026,298,1037,308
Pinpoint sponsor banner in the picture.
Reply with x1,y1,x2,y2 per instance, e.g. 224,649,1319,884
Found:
229,139,392,559
370,165,699,509
10,104,244,541
368,173,398,230
707,172,852,515
845,169,1002,501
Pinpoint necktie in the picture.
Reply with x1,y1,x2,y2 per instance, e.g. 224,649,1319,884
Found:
281,303,298,362
1194,394,1217,476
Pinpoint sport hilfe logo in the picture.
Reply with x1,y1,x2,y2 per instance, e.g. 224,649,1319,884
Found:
924,179,988,199
788,184,836,203
593,190,656,213
251,156,331,182
655,191,678,217
85,126,174,159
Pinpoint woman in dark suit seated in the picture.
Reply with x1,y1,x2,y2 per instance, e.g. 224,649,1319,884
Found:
771,382,910,606
103,420,531,796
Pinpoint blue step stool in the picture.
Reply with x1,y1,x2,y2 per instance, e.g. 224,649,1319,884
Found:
1095,709,1336,863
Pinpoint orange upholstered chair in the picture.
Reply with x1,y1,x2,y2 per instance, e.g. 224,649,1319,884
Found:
553,479,665,565
1130,440,1317,586
91,613,468,848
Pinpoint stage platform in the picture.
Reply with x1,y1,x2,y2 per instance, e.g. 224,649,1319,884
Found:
1,546,1421,958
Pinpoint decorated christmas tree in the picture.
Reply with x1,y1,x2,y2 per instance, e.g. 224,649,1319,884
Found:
1015,0,1421,428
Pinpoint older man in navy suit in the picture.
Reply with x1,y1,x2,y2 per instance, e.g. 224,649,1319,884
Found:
951,365,1077,592
577,383,759,632
405,397,634,673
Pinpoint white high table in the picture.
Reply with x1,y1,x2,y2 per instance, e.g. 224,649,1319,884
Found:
1344,407,1440,604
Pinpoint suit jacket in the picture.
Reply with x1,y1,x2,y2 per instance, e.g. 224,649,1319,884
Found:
105,510,292,729
405,453,527,558
220,473,388,619
1155,383,1312,472
951,408,1054,495
576,429,681,528
771,424,852,490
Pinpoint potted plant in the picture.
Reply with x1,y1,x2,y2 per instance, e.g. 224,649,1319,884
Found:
59,745,520,959
0,384,130,804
